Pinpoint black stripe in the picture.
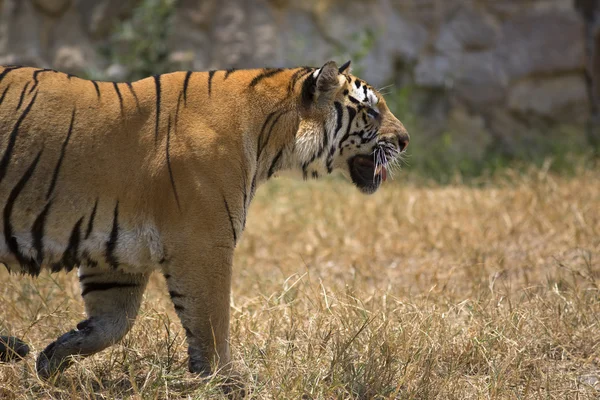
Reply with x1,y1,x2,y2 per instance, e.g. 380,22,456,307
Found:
166,116,181,210
338,106,357,149
334,101,344,135
224,68,237,80
174,304,185,312
258,111,286,162
0,66,22,85
268,149,283,178
154,75,161,143
175,91,183,133
301,70,318,106
348,96,360,104
60,217,84,272
29,69,53,94
16,82,30,110
105,201,120,269
169,290,183,298
250,173,257,201
327,102,345,173
0,91,39,185
288,67,312,94
367,109,380,120
256,111,277,161
250,68,284,88
223,195,237,245
81,282,137,297
207,70,216,96
0,83,11,105
315,125,329,159
182,71,192,105
78,273,99,281
85,198,98,239
126,82,141,112
113,82,124,113
3,150,43,276
242,165,249,228
83,252,98,268
32,201,52,266
46,108,76,200
91,80,101,99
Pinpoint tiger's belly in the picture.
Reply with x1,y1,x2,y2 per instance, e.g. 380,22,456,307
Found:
0,223,164,276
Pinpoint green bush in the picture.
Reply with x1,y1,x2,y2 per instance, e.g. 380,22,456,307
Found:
101,0,177,81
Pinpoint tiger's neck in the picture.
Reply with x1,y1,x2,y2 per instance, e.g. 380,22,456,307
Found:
243,68,320,188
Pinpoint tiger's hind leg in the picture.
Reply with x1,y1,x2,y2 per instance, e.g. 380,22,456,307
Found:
36,265,149,380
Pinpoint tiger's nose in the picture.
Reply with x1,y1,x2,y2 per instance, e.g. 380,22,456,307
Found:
398,137,409,152
398,131,409,152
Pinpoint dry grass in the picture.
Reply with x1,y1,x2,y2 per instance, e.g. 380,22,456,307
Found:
1,167,599,399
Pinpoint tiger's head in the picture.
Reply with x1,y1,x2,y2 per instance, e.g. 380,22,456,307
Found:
294,61,409,194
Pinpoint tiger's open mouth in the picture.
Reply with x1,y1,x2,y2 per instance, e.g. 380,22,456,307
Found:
348,155,387,194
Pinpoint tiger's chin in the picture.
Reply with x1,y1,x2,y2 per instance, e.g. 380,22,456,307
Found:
348,155,386,195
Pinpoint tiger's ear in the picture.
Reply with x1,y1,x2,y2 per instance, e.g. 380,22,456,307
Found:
302,61,343,108
338,60,351,74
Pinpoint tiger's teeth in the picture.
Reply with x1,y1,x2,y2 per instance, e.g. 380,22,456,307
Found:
375,165,384,175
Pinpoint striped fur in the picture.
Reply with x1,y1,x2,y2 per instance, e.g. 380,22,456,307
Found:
0,61,408,383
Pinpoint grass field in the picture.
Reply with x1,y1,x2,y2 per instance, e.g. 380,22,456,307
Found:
1,167,599,399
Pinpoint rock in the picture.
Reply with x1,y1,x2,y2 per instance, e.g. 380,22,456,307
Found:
105,63,129,81
391,0,463,28
435,7,499,53
579,374,600,389
31,0,71,17
446,107,492,161
53,46,86,74
415,55,452,88
487,108,532,153
383,9,429,63
451,50,509,106
497,9,585,80
487,0,573,19
168,1,212,70
77,0,140,39
507,74,589,122
277,9,335,67
210,0,278,68
0,0,44,66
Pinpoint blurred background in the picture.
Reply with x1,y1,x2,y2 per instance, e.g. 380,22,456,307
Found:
1,3,600,397
0,0,598,181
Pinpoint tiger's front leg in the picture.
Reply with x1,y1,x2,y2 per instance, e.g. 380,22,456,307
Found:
164,247,234,376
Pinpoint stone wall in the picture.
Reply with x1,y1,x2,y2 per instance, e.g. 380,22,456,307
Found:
0,0,593,161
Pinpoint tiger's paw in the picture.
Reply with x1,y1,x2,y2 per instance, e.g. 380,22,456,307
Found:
35,340,74,381
0,335,30,362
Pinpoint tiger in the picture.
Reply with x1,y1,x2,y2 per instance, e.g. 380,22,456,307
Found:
0,61,409,382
